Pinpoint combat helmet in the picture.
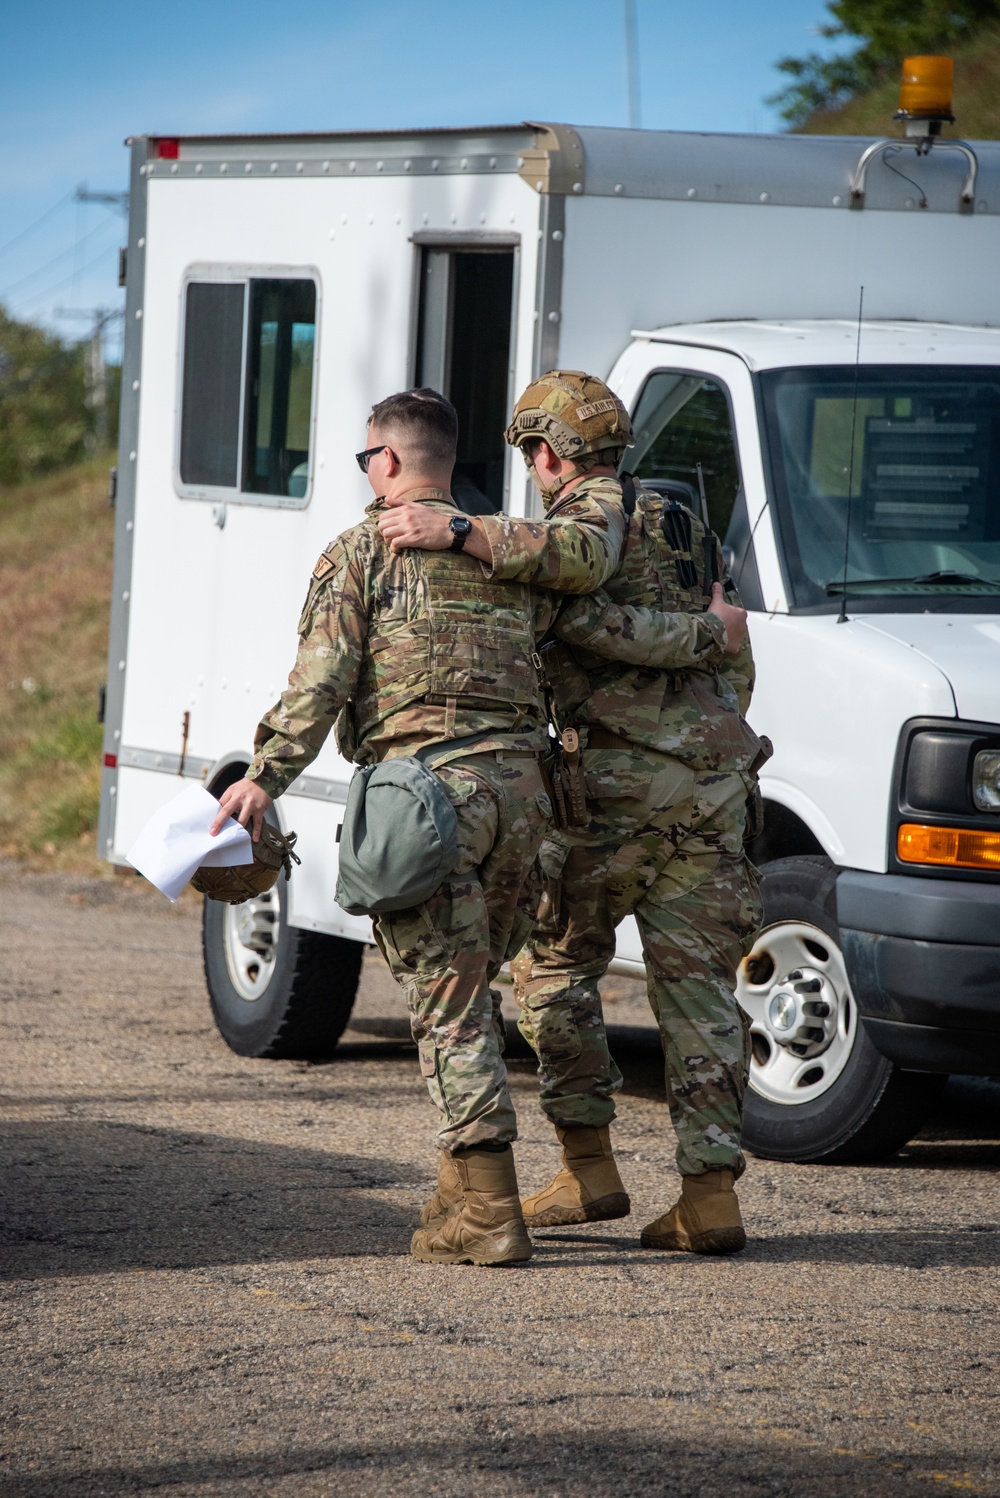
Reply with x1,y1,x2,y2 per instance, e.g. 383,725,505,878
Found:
190,821,301,905
504,370,634,499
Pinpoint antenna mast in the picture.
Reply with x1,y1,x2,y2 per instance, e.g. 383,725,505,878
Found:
624,0,642,129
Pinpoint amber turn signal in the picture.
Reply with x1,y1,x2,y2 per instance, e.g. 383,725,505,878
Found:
897,822,1000,870
898,56,954,120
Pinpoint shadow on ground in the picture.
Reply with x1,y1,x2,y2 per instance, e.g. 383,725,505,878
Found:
0,1429,968,1498
0,1122,418,1281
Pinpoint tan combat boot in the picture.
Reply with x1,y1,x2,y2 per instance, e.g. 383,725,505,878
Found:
410,1146,533,1266
639,1169,746,1255
418,1150,463,1229
521,1124,630,1228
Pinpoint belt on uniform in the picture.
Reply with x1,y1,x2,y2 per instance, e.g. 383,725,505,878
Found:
585,724,638,753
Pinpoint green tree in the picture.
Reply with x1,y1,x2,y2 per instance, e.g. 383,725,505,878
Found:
771,1,1000,126
0,307,90,484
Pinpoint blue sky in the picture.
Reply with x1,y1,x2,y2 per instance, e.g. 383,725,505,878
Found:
0,0,843,355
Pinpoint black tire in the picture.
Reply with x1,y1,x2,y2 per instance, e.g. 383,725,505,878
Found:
202,872,364,1060
741,855,946,1164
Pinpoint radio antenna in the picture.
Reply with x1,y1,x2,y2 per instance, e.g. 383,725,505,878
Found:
838,285,865,625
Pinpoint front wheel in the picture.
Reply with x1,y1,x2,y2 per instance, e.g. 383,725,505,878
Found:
738,855,945,1164
202,872,364,1059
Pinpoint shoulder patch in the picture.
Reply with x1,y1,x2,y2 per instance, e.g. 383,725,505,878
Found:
312,549,339,582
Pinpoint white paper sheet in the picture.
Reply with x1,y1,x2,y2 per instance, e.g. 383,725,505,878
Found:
126,782,254,902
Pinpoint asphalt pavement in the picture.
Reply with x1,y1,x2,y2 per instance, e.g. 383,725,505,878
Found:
1,862,998,1497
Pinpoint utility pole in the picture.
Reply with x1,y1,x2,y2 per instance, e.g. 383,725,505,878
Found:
56,306,123,454
75,184,129,217
624,0,642,130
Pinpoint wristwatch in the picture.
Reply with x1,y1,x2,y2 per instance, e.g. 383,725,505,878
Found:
449,515,473,552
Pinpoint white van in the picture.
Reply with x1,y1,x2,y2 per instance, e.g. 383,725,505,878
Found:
100,122,1000,1162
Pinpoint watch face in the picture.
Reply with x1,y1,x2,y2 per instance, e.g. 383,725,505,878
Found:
451,517,472,535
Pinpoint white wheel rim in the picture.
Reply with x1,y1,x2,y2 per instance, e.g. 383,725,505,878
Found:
223,887,280,1002
737,919,858,1106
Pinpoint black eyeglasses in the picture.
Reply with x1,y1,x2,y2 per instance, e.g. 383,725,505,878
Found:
355,444,397,473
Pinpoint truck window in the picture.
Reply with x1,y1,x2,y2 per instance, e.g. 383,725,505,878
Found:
760,365,1000,612
414,247,514,514
177,274,317,505
630,371,741,538
179,282,245,489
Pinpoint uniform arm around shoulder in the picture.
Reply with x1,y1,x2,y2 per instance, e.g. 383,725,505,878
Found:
474,494,625,594
552,590,728,670
245,541,368,798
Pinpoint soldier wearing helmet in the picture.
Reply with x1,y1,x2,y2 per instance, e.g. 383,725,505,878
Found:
383,369,762,1259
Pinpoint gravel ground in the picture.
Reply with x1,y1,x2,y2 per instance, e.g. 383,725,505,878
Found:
1,862,998,1497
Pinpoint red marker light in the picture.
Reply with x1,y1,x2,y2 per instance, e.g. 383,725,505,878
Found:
104,753,118,769
155,138,180,160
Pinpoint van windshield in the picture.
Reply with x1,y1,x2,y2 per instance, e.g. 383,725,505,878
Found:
760,365,1000,612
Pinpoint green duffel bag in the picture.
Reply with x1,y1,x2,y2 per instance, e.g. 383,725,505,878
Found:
335,736,489,917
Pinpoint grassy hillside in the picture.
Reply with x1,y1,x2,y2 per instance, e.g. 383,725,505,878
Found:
799,24,1000,137
0,460,115,870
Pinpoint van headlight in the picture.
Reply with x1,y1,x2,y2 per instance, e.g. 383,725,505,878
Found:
972,750,1000,812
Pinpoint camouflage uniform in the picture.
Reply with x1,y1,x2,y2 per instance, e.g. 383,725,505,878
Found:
247,486,625,1152
490,481,764,1179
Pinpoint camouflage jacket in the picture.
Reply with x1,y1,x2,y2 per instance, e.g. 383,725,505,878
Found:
483,477,760,774
246,487,625,798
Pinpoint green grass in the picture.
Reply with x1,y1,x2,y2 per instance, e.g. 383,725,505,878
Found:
0,459,114,868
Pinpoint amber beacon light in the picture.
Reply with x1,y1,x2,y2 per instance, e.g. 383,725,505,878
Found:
849,51,976,212
897,823,1000,871
896,56,955,134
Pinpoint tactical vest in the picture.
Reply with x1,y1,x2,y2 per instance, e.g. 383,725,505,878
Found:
351,530,540,746
545,485,752,769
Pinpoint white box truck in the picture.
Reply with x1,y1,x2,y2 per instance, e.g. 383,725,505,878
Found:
100,121,1000,1162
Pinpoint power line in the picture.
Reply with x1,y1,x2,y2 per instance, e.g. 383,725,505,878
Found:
13,236,123,317
0,214,120,302
0,192,73,261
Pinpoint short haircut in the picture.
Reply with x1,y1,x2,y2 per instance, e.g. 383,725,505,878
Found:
369,387,459,469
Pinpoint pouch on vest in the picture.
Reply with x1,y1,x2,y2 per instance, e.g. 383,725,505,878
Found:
334,735,488,916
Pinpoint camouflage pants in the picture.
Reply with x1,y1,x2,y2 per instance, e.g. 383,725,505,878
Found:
514,747,762,1178
373,751,548,1153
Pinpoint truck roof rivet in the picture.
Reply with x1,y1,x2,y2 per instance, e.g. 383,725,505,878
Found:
296,162,304,173
432,159,440,171
135,309,142,319
270,162,278,173
129,450,136,461
905,197,914,209
137,237,145,248
461,158,468,169
832,195,841,205
687,188,696,198
244,163,253,174
760,191,770,202
171,163,178,175
194,163,202,174
349,161,356,172
572,181,583,194
220,163,227,173
480,213,486,224
376,160,384,171
422,212,429,224
548,311,560,323
552,229,563,241
489,157,497,168
125,521,133,532
132,380,139,391
516,156,524,168
614,183,623,194
322,161,330,172
404,159,412,171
